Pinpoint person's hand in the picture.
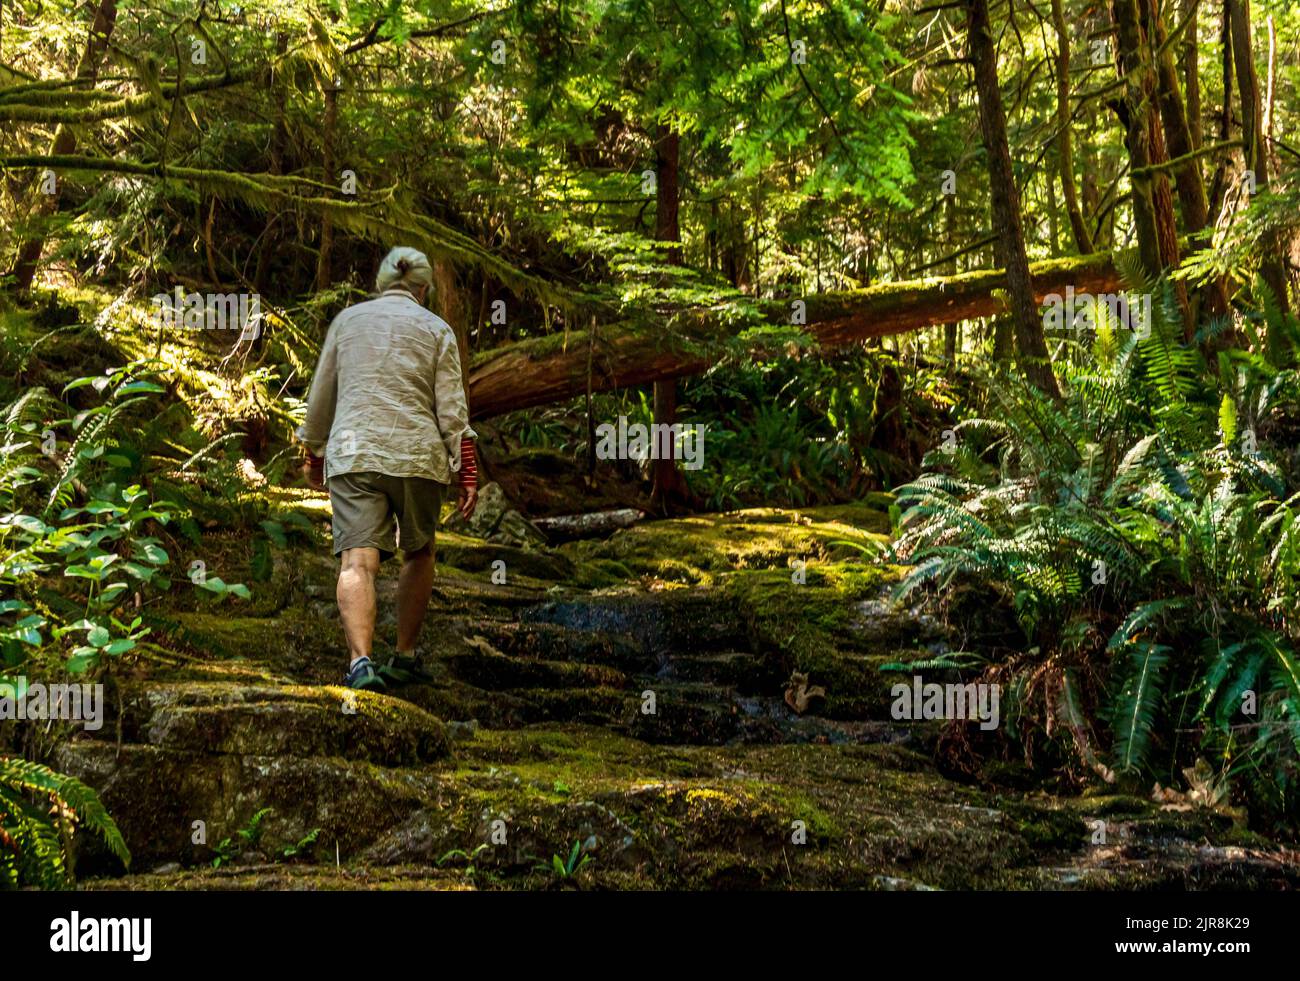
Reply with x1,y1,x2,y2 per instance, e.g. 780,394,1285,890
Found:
457,483,478,520
303,452,325,491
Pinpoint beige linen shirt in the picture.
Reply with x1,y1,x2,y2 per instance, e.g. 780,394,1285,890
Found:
295,288,476,483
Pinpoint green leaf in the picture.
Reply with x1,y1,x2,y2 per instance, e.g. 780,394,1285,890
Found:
1217,394,1237,444
120,561,157,581
4,514,48,536
260,520,288,548
66,648,98,674
62,376,105,393
116,381,166,396
134,540,169,565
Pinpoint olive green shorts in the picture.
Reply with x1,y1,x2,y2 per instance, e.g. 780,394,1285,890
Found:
327,471,446,560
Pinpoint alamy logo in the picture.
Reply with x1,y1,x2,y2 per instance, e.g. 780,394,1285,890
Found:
151,287,263,339
0,677,103,731
49,911,151,961
890,675,1000,731
1041,286,1151,338
594,415,705,471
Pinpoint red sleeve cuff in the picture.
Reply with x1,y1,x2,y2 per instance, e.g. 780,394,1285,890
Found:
459,436,477,488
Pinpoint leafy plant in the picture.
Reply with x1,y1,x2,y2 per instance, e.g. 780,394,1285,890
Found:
276,827,321,861
890,281,1300,823
0,755,129,889
534,839,592,881
211,806,273,868
438,842,491,877
1,363,251,687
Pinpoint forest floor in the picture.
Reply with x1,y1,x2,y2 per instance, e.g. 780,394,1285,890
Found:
63,491,1300,890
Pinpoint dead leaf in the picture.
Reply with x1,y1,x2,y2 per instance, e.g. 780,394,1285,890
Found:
784,671,826,714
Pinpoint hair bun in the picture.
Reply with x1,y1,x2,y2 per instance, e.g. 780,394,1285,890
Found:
396,258,410,274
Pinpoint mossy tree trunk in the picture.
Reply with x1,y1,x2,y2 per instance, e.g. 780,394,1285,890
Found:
1112,0,1192,334
466,249,1122,419
1147,0,1209,235
1113,0,1169,281
1182,0,1202,150
1146,0,1229,317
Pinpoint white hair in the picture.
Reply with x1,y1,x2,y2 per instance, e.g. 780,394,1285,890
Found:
375,246,434,295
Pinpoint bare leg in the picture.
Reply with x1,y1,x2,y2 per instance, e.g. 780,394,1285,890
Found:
396,542,435,653
337,547,380,665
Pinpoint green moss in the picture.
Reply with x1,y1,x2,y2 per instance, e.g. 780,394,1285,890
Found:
1001,801,1089,850
724,561,895,662
563,505,890,585
85,865,475,891
654,558,712,585
568,558,636,588
1066,794,1159,817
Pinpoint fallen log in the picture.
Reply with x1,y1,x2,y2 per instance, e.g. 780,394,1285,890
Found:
467,249,1122,419
531,508,647,541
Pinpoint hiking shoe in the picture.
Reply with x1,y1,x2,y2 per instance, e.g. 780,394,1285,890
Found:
344,656,386,691
376,651,436,686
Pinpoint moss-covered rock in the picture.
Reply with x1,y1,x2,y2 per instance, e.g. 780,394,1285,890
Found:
115,681,449,764
43,499,1300,891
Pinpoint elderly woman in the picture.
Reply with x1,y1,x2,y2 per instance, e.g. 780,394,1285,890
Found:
297,247,478,690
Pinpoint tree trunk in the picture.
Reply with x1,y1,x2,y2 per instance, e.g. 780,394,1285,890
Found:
1208,1,1234,224
654,123,682,264
1147,0,1227,318
943,191,959,362
944,322,958,362
1228,0,1263,183
707,199,719,274
467,250,1121,419
1263,14,1279,177
1112,0,1186,335
254,32,290,297
1182,0,1202,150
1082,117,1103,246
315,82,338,292
1228,0,1290,313
8,0,118,294
1050,0,1093,253
966,0,1061,398
434,258,471,405
1147,0,1209,234
651,121,688,509
992,317,1014,363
